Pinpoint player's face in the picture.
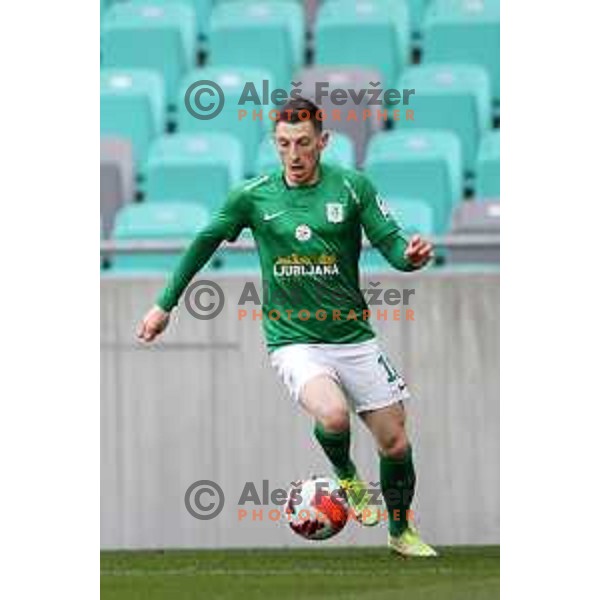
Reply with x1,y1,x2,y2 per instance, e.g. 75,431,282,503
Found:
274,121,329,185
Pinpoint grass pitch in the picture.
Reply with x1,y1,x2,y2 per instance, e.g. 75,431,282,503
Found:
101,545,499,599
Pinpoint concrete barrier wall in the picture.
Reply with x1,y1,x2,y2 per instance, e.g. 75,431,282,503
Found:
101,270,499,549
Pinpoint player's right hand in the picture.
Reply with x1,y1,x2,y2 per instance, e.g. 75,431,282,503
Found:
136,305,170,342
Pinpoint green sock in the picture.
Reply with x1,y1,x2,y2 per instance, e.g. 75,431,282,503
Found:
314,422,357,480
380,445,416,537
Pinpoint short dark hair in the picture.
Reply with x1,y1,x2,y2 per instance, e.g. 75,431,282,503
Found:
275,97,323,133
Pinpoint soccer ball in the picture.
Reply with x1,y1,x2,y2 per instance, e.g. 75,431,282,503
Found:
285,476,349,540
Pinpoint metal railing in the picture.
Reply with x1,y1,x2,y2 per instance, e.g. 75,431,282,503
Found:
100,235,500,256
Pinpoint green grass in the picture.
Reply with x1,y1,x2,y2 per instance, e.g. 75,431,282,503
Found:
101,546,499,599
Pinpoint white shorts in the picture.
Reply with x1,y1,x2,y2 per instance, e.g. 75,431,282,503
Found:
269,338,410,413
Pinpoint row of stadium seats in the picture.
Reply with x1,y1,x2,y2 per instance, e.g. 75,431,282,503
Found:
101,0,500,103
101,128,499,242
100,0,500,273
100,0,431,42
102,196,499,273
101,61,494,175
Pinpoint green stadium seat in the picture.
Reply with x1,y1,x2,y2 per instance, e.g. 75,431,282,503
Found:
208,1,304,91
321,132,356,168
131,0,213,40
215,0,313,34
398,64,491,172
423,0,500,104
315,0,410,92
360,197,435,272
254,131,355,174
364,129,462,234
475,130,499,199
176,67,276,176
101,3,196,107
215,0,304,15
145,133,244,211
110,203,209,272
217,0,422,49
389,197,435,236
101,69,166,170
407,0,429,38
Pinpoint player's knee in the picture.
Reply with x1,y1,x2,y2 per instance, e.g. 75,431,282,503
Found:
319,409,350,433
379,430,410,459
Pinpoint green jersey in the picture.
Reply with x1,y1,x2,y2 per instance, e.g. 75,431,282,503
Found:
157,163,415,351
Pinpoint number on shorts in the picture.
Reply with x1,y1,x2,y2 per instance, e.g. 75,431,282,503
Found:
377,354,399,383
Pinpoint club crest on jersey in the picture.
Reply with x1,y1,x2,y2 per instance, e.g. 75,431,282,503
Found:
295,224,312,242
326,202,344,223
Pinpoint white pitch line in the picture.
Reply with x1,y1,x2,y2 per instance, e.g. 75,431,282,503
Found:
102,567,453,577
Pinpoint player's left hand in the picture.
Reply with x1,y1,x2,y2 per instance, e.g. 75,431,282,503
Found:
404,235,434,268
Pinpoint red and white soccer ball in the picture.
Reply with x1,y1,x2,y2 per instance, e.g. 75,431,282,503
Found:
285,476,349,541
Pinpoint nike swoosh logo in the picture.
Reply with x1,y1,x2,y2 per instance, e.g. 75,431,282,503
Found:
263,210,288,222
